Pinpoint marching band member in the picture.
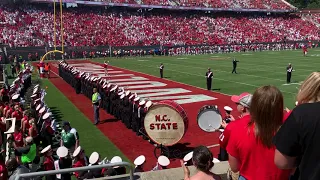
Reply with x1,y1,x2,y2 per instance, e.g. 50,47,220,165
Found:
134,155,146,173
123,91,131,129
286,63,294,84
183,151,193,166
132,96,140,134
136,99,146,136
110,156,126,175
86,152,103,179
41,145,56,180
159,63,164,78
205,68,213,90
73,146,89,179
153,156,170,171
55,146,72,180
40,113,55,147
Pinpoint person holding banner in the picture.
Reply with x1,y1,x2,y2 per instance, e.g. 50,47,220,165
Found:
205,68,213,90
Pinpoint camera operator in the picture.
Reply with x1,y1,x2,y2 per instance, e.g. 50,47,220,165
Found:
218,92,252,180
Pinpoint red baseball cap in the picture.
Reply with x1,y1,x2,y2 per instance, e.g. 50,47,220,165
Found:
231,92,250,103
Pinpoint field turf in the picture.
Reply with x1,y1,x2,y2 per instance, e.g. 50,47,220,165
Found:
93,49,320,109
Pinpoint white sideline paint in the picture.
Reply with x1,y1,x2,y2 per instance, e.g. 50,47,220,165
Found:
66,63,217,105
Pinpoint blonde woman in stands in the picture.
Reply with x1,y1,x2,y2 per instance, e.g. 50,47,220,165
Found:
274,72,320,180
226,85,291,180
180,146,221,180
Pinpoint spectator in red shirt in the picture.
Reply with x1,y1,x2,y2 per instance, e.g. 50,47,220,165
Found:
227,85,292,180
219,92,252,180
0,155,8,180
11,105,23,121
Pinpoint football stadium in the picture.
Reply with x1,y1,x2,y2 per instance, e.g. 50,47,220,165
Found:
0,0,320,179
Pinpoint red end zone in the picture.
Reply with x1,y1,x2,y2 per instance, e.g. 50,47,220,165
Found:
48,60,238,169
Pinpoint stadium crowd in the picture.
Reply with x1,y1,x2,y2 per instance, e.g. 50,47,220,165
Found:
91,0,293,10
0,5,318,48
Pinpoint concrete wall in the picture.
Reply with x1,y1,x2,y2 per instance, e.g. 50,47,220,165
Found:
95,161,229,180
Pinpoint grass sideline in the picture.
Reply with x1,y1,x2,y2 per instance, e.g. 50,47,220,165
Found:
93,49,320,109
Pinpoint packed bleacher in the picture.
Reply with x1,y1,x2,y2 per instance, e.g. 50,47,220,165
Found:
91,0,293,10
0,5,317,48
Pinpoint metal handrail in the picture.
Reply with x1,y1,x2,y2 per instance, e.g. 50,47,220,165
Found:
15,162,134,180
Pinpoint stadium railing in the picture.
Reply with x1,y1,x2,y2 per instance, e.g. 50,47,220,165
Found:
14,162,134,180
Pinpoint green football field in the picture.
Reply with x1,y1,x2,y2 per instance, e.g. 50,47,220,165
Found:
94,49,319,109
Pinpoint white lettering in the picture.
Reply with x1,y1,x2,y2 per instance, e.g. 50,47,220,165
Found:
133,88,190,97
108,77,148,82
117,81,167,89
147,95,217,105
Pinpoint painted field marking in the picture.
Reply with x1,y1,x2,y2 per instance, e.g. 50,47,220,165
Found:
177,58,188,60
241,54,253,56
137,60,149,61
282,83,301,86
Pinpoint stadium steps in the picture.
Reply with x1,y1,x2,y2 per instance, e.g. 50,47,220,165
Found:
302,14,320,27
168,0,177,7
93,161,229,180
280,0,297,9
134,0,142,5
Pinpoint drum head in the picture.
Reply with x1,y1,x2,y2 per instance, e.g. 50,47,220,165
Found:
144,104,186,146
197,108,222,132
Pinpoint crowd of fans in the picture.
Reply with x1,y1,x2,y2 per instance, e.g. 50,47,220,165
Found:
0,5,318,48
91,0,293,10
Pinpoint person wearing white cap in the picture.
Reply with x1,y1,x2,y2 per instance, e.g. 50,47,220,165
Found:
92,88,101,125
109,156,126,175
41,145,56,180
183,151,193,166
85,152,103,178
180,146,221,180
55,146,72,180
73,146,89,179
136,100,147,138
153,155,170,171
40,112,55,148
134,155,146,173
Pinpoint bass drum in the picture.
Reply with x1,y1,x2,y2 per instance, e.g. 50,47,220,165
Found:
197,105,222,132
144,100,188,146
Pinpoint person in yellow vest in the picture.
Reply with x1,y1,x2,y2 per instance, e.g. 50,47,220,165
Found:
13,136,37,169
92,88,101,125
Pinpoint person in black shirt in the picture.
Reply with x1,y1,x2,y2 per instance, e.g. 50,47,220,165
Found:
205,68,213,90
286,63,293,83
273,72,320,180
159,63,164,78
232,58,239,74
